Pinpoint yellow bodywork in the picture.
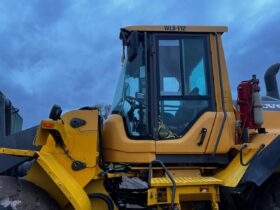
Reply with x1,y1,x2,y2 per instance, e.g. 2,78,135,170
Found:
1,25,280,210
215,129,279,187
27,109,102,209
0,148,35,157
103,31,236,163
1,114,278,209
0,109,117,209
123,25,228,33
34,152,92,210
148,176,222,209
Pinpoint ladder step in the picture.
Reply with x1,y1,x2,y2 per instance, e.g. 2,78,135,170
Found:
151,176,223,187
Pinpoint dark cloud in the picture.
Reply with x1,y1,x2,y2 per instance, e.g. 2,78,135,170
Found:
32,0,70,25
224,8,280,96
0,0,279,128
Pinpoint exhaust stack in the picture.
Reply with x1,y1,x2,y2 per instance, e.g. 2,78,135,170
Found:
264,63,280,99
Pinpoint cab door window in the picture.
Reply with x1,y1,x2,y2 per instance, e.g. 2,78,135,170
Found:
157,35,214,139
158,40,182,96
182,38,208,96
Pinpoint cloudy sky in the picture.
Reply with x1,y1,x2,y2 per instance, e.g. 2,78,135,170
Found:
0,0,279,128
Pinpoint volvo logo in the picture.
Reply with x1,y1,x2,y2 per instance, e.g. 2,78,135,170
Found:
262,102,280,110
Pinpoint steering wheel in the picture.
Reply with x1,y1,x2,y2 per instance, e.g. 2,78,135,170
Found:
124,96,146,108
124,96,146,133
115,95,146,115
125,96,142,104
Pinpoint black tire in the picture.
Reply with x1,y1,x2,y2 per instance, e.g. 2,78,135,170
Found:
88,193,114,210
0,176,59,210
180,201,212,210
254,173,280,210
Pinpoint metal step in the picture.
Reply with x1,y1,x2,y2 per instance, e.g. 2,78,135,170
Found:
151,176,223,187
148,161,221,209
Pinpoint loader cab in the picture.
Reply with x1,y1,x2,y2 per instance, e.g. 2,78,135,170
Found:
103,26,235,164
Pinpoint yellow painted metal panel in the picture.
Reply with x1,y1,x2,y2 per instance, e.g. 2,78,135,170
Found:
205,112,235,154
147,188,158,206
205,33,235,154
155,112,216,154
35,109,100,188
214,150,253,187
36,152,91,210
34,120,67,146
25,162,69,208
263,112,280,129
103,114,155,163
215,131,279,187
123,25,228,33
0,148,35,157
147,185,220,209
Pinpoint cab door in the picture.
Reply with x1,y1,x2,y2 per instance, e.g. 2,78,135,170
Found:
153,34,217,159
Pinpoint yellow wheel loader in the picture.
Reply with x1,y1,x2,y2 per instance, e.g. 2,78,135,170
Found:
1,25,280,210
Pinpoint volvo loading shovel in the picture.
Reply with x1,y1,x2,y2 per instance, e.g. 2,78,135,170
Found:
1,25,280,210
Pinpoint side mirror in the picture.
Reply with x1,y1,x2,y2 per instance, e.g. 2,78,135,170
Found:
49,104,62,121
127,32,139,62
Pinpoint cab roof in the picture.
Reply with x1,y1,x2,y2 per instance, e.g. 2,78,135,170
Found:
121,25,228,33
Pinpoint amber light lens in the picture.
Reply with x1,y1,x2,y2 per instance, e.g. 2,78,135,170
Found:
42,121,54,128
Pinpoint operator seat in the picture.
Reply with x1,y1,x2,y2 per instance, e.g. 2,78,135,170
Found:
173,87,200,133
160,88,200,136
160,112,176,127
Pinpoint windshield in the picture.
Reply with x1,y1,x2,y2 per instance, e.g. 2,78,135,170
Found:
111,40,149,137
